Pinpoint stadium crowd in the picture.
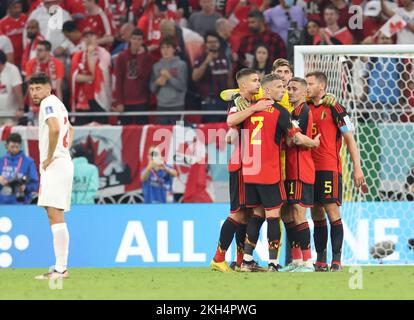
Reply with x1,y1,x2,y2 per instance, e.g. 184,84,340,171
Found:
0,0,414,127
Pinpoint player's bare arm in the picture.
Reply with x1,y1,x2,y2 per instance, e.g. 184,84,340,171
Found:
43,117,60,170
342,131,365,189
291,132,321,148
227,99,273,127
68,124,74,150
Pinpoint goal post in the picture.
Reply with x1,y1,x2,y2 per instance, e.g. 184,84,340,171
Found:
294,45,414,265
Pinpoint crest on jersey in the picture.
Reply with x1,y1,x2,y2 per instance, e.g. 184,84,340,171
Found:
321,110,327,120
45,106,54,115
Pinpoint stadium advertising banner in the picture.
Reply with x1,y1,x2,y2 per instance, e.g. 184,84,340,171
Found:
0,202,413,268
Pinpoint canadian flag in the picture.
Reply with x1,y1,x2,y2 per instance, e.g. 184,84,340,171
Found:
379,14,407,38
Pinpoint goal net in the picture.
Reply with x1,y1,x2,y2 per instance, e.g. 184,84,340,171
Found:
294,45,414,265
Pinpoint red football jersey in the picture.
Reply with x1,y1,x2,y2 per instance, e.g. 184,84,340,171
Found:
242,102,293,184
0,14,27,67
286,103,315,184
310,102,350,173
76,8,113,38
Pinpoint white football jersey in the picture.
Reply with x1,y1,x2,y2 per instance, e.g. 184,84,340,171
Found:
38,95,71,162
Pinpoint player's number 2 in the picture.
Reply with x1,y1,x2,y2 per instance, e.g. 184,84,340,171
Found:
250,116,264,145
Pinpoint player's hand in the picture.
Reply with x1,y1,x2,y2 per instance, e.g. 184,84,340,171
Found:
313,133,321,148
353,166,366,190
252,99,274,112
0,176,8,186
234,95,250,111
42,157,56,171
319,93,337,107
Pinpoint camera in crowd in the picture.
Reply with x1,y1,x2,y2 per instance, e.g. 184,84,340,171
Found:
8,176,28,203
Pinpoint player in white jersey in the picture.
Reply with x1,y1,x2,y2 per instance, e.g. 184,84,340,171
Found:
28,73,74,280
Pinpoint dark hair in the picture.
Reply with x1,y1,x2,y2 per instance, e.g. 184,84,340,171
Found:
324,4,339,14
288,77,307,87
0,50,7,65
236,68,258,81
62,20,78,33
7,133,22,144
28,72,51,85
204,30,220,42
272,58,293,73
261,73,283,86
38,40,52,52
248,10,265,22
252,44,272,74
301,20,321,45
160,36,177,49
131,28,145,38
305,71,328,88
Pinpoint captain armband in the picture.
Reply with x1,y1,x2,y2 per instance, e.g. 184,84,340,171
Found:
340,115,355,134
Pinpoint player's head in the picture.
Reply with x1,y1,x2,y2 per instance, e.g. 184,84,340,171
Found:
8,0,23,18
236,68,261,95
6,133,22,156
305,71,327,99
272,58,293,86
28,73,52,105
287,77,307,105
26,19,40,40
36,40,52,61
261,73,284,101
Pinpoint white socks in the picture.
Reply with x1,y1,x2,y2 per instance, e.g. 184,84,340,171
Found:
51,223,69,273
243,254,253,262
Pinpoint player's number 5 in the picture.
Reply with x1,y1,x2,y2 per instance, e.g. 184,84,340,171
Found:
324,181,332,194
312,123,318,136
250,116,264,145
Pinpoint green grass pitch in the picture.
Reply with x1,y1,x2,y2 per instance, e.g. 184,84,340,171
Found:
0,266,413,300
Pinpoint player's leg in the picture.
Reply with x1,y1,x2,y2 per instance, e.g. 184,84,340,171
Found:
265,207,282,271
291,204,314,272
312,171,330,271
324,203,343,271
234,208,251,269
240,205,266,272
35,206,69,280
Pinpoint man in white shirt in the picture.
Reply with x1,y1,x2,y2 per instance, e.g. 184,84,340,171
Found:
0,34,14,63
25,0,72,53
28,72,74,280
0,50,24,126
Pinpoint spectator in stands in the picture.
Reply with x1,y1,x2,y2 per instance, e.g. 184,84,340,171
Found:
0,133,39,204
313,5,353,45
71,29,112,125
215,18,234,63
141,145,177,204
21,19,43,70
150,36,188,125
0,33,14,63
137,0,177,61
192,30,232,123
188,0,222,37
357,1,392,44
0,50,24,126
300,19,321,45
330,0,352,28
252,44,272,80
25,40,65,101
0,0,27,68
111,22,135,57
70,144,99,205
58,20,84,56
114,28,153,125
381,0,414,44
264,0,307,45
25,0,72,52
237,10,286,70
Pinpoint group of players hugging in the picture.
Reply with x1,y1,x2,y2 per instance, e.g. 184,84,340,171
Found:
211,59,366,273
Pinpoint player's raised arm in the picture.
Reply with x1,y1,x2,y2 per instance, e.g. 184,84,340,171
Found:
227,98,273,127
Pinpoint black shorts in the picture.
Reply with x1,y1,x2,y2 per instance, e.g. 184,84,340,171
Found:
229,169,246,213
314,171,342,206
285,180,314,207
245,182,286,211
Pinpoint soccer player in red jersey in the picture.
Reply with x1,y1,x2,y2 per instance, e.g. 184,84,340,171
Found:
210,69,273,272
306,71,365,272
281,77,321,272
240,74,320,272
0,0,27,67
